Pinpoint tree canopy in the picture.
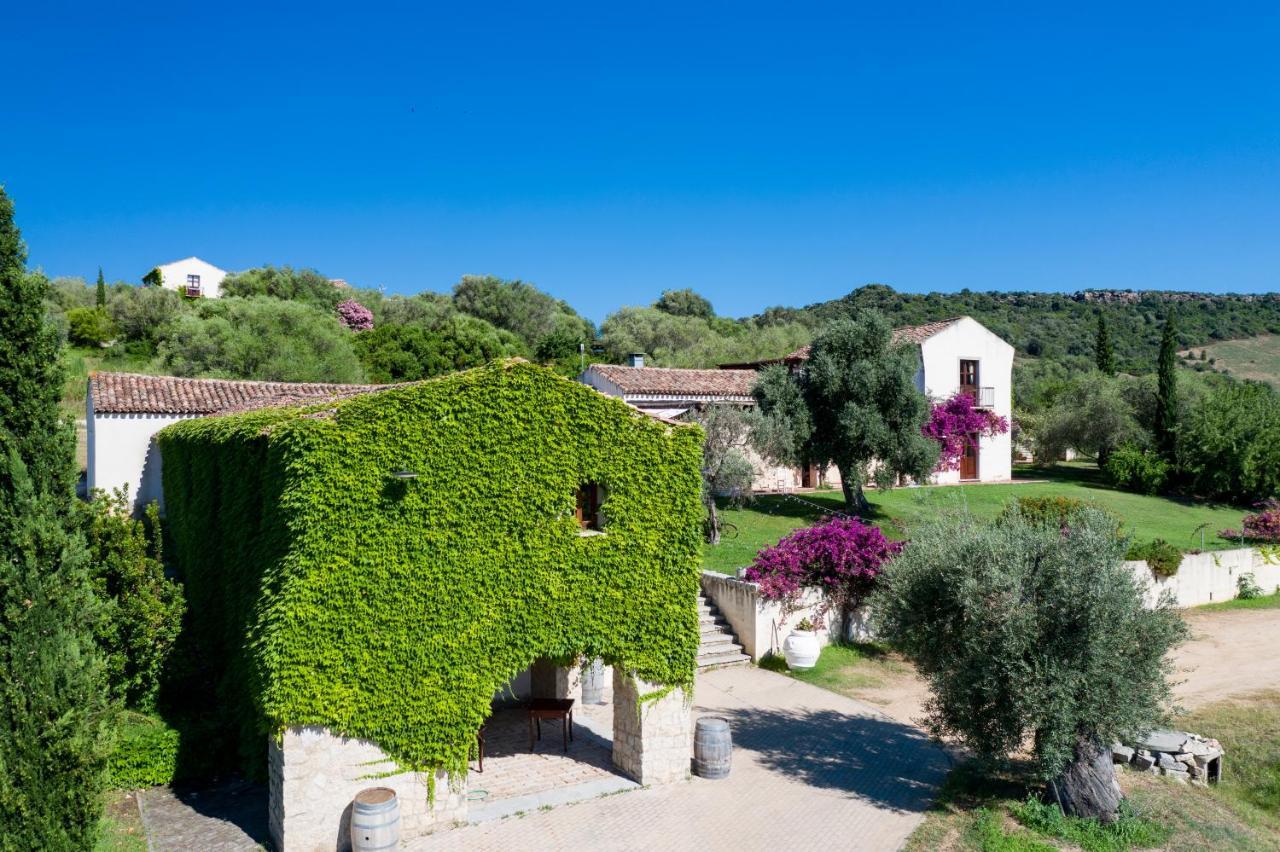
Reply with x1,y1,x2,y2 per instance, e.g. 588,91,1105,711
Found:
452,274,593,352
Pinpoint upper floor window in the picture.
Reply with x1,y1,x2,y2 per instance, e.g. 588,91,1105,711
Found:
960,359,979,388
575,482,604,533
187,274,201,287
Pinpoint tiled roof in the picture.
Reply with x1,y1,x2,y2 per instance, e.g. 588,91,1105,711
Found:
588,364,757,398
89,372,382,415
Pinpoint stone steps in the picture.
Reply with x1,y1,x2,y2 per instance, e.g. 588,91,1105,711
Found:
696,594,750,670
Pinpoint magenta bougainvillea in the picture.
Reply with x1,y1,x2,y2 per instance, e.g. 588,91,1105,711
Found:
336,298,374,331
923,391,1009,471
744,516,903,624
1220,500,1280,543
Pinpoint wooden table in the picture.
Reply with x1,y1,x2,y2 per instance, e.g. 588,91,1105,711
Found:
527,698,575,752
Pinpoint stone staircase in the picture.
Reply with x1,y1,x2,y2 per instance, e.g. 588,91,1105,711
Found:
697,594,750,670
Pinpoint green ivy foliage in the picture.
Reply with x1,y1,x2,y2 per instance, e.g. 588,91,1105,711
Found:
157,360,704,778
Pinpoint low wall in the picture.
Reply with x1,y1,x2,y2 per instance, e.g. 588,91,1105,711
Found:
1127,547,1280,608
703,548,1280,662
700,571,869,662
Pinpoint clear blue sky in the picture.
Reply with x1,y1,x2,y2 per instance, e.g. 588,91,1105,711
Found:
5,1,1278,321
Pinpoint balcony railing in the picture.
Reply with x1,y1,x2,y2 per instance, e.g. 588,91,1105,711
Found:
185,285,203,298
961,386,996,409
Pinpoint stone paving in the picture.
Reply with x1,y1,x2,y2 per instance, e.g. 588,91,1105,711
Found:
138,779,269,851
423,665,953,852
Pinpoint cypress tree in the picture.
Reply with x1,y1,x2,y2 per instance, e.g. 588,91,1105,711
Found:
1095,312,1115,376
1154,309,1179,458
95,267,106,309
0,186,111,848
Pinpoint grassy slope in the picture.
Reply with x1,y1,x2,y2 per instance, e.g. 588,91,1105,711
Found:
704,465,1248,575
1182,335,1280,388
63,346,159,472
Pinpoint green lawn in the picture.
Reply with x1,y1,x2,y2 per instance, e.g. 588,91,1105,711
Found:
704,465,1249,575
1197,592,1280,613
758,641,911,695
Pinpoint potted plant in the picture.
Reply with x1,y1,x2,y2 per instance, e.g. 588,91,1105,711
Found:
782,617,821,670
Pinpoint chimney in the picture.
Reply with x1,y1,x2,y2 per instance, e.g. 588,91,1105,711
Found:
626,353,646,368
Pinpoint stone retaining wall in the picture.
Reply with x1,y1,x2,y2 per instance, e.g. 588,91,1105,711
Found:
1126,547,1280,608
268,726,465,852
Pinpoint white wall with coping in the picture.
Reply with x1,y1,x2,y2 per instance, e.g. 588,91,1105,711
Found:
703,549,1279,661
86,404,195,514
919,317,1015,485
1127,547,1280,608
268,726,466,852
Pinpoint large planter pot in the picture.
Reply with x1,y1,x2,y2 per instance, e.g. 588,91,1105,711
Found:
782,629,821,670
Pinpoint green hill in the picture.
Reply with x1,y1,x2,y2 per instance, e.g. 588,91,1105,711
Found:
1181,334,1280,388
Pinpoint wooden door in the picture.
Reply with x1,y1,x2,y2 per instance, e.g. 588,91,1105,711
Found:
960,434,979,481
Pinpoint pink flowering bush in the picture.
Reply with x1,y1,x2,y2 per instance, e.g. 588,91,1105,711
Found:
743,517,903,625
1220,500,1280,543
923,391,1009,471
336,299,374,331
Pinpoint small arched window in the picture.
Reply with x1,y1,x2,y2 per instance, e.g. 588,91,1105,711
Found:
575,482,604,533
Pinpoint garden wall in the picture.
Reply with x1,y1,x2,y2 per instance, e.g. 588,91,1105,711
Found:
1126,547,1280,608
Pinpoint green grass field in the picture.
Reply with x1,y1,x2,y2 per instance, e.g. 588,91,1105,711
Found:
703,465,1249,575
1182,334,1280,389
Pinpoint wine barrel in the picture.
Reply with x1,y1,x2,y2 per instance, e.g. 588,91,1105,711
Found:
351,787,400,851
693,716,732,779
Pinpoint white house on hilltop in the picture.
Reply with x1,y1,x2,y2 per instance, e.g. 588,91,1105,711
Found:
149,256,228,298
579,315,1014,489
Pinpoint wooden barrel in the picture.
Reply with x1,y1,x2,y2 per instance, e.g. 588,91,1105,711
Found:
581,658,606,704
693,716,732,779
351,787,400,852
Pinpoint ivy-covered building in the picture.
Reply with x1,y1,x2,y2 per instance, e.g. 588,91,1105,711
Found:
155,360,705,850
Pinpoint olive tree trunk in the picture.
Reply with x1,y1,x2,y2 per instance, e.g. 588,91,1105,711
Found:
704,492,721,545
837,464,870,515
1053,737,1122,823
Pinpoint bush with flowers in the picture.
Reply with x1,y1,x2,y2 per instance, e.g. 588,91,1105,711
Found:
336,298,374,331
923,391,1009,472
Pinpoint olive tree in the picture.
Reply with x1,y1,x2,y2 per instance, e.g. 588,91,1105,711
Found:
874,508,1188,822
752,312,938,513
685,405,759,544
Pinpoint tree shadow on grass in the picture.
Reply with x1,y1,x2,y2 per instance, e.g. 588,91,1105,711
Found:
711,706,953,814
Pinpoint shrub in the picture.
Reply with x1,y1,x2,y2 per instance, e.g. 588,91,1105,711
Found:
1125,539,1182,578
998,496,1115,531
1103,445,1169,495
1237,572,1264,600
67,306,117,346
874,509,1188,821
336,298,374,331
79,490,185,710
108,713,179,789
1241,500,1280,543
923,391,1009,472
744,516,903,625
1179,382,1280,505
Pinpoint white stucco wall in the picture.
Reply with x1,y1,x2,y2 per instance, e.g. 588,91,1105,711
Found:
86,407,193,514
918,318,1014,484
1129,548,1280,608
154,257,228,298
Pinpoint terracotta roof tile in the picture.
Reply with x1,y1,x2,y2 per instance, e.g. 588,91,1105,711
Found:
588,365,757,398
89,372,382,415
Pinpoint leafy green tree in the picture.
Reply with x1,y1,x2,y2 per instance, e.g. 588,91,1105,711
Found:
1094,312,1115,376
654,288,714,319
1178,382,1280,504
79,491,184,711
108,284,183,346
599,305,810,368
0,186,112,847
353,316,524,382
219,265,344,310
1154,310,1179,458
141,267,163,287
685,405,759,544
874,509,1187,822
95,267,107,308
1032,373,1139,467
156,297,365,382
753,313,938,512
452,275,592,350
66,306,117,347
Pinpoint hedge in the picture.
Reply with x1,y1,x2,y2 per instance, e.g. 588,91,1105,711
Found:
157,360,704,779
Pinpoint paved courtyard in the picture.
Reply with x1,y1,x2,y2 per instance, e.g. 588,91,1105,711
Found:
422,665,952,852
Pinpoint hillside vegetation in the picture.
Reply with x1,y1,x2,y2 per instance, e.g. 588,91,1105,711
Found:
1181,334,1280,388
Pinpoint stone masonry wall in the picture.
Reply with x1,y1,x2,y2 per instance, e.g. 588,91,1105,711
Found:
611,669,691,786
269,726,467,852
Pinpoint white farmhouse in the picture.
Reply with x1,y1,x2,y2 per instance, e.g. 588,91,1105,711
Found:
149,256,228,298
86,373,374,513
580,315,1014,489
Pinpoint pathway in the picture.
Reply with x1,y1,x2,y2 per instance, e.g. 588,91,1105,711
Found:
422,665,952,852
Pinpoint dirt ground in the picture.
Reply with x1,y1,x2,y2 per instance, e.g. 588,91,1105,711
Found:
855,607,1280,727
